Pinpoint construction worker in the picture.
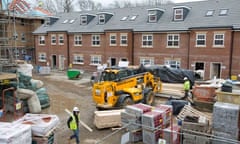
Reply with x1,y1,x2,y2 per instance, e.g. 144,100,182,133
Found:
67,106,80,144
183,77,190,100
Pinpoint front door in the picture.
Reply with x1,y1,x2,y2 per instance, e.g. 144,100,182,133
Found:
59,55,65,70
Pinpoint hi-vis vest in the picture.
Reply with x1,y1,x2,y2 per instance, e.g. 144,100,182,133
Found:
70,114,80,130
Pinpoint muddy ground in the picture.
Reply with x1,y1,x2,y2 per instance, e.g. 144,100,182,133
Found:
33,70,168,144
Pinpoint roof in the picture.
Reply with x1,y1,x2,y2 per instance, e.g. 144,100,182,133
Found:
33,0,240,34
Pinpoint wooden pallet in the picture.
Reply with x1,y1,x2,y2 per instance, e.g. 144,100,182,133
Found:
177,105,212,125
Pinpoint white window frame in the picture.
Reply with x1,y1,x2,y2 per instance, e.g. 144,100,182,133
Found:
14,48,19,58
148,11,157,22
213,33,224,47
39,36,45,45
90,55,101,65
110,34,117,46
120,33,128,46
92,35,100,46
38,52,47,62
99,14,105,24
74,35,82,46
73,54,84,64
58,34,64,45
140,57,154,65
174,9,183,21
80,15,87,25
51,34,56,45
142,34,153,48
21,33,26,42
196,33,206,47
164,59,181,69
167,34,179,48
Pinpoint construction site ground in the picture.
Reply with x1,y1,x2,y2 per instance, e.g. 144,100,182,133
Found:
31,70,171,144
32,70,199,144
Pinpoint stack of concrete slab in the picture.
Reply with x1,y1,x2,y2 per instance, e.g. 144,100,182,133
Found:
154,104,173,127
142,111,164,144
121,103,152,143
163,125,181,144
212,102,240,144
0,122,32,144
93,109,125,129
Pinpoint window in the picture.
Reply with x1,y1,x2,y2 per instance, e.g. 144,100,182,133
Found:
80,16,87,25
21,49,26,55
140,57,154,65
38,52,46,62
21,33,26,42
39,36,45,45
62,19,68,24
58,35,64,45
219,9,228,16
148,11,157,22
14,49,19,58
110,34,116,46
142,34,153,47
69,19,75,24
206,10,214,16
214,33,224,47
164,60,180,69
167,34,179,47
196,33,206,46
73,54,84,64
51,34,56,45
174,9,183,21
130,15,137,21
121,16,128,21
120,34,128,46
90,55,101,65
99,14,105,24
74,35,82,46
92,35,100,46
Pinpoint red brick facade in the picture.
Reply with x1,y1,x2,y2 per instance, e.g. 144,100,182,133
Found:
35,29,240,80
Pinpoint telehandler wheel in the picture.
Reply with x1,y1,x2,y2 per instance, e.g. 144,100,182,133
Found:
121,97,134,107
144,91,155,105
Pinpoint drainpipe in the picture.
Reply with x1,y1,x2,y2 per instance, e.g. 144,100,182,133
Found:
131,31,134,65
229,29,234,77
187,31,191,69
67,33,70,69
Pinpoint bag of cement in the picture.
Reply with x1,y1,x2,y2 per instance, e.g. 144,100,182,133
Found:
27,93,41,113
17,88,35,99
30,79,44,90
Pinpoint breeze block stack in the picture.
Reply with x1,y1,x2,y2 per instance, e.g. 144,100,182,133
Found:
121,103,177,144
212,102,240,144
121,103,152,142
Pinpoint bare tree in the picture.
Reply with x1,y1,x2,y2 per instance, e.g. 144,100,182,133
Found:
43,0,58,14
109,0,121,8
77,0,102,11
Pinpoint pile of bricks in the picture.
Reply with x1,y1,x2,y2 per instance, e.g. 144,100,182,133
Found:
121,103,180,144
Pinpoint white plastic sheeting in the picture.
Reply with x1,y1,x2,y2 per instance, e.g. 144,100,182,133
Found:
13,113,60,136
0,122,32,144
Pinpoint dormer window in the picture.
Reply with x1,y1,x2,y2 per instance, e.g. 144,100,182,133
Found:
148,11,157,22
97,12,113,24
173,6,190,21
174,9,183,21
80,15,87,25
99,14,105,24
219,9,228,16
206,10,214,16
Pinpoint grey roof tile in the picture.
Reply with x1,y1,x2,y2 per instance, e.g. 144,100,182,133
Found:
33,0,240,34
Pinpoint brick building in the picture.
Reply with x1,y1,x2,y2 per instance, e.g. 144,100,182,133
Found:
33,0,240,80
